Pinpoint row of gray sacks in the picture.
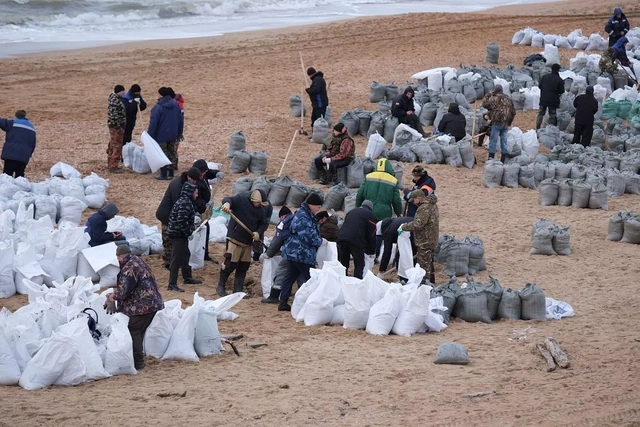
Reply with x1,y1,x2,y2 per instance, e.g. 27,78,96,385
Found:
512,27,640,56
606,211,640,244
483,140,640,209
0,278,245,389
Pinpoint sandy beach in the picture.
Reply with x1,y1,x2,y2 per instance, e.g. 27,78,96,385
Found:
2,0,640,425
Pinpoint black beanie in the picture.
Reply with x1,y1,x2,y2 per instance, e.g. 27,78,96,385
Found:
306,193,323,206
129,84,141,93
278,206,292,217
307,67,316,76
333,123,345,132
193,159,208,172
187,167,201,180
14,110,26,119
114,85,125,93
158,87,171,97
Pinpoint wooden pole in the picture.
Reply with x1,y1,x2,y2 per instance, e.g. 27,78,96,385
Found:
299,52,310,135
471,100,478,139
278,130,299,177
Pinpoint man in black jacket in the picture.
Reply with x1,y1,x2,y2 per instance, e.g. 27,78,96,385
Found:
337,200,377,279
437,102,467,141
306,67,329,130
218,190,268,297
167,181,202,292
156,166,201,268
378,216,414,274
192,159,223,262
122,84,147,144
392,87,427,136
605,7,630,47
403,165,436,217
536,63,565,130
572,86,599,147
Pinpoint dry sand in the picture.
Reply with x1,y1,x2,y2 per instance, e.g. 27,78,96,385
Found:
1,0,640,425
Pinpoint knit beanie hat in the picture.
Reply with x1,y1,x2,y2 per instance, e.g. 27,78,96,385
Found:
333,123,345,132
306,193,324,206
116,244,131,256
278,206,292,217
307,67,316,76
187,167,201,180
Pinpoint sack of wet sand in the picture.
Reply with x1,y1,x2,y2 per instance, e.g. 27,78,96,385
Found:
227,131,246,158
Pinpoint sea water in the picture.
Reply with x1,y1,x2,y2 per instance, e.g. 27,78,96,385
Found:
0,0,562,57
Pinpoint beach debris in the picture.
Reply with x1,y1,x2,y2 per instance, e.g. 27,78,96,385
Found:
157,391,187,398
463,390,496,398
536,336,570,371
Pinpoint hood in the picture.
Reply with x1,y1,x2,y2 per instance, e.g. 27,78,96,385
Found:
613,36,628,50
100,203,119,219
614,7,622,16
312,71,324,79
375,158,395,176
180,181,197,198
361,200,374,211
158,95,178,109
403,87,415,97
448,103,460,115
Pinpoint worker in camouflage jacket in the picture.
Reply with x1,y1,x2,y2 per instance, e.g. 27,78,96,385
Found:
167,181,202,292
399,188,439,283
107,85,126,172
481,84,516,162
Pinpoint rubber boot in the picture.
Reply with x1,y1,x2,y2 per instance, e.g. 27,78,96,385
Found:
318,170,328,185
167,168,174,178
155,167,168,180
233,269,250,298
326,171,335,186
217,270,231,297
488,152,495,160
500,153,507,163
261,287,280,304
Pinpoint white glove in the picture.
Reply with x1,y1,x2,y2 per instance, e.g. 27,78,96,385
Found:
324,157,332,165
252,232,260,241
216,172,225,179
134,97,141,104
194,216,201,225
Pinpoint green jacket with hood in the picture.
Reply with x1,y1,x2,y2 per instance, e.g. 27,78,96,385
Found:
355,158,403,220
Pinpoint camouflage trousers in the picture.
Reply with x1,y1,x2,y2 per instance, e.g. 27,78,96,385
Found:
162,223,172,265
415,248,435,284
158,140,178,170
107,127,124,170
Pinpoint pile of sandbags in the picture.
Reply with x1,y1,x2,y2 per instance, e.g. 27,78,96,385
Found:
106,215,163,257
290,262,448,336
436,235,487,277
530,219,571,256
512,27,609,51
0,288,244,389
606,211,640,244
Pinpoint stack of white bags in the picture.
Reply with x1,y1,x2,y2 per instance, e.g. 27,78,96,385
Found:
289,260,448,336
0,287,244,389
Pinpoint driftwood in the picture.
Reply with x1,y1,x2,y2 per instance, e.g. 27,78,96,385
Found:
157,391,187,398
463,390,496,398
543,337,570,368
221,334,244,341
536,343,557,372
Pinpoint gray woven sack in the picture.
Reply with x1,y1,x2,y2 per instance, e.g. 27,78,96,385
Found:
461,236,486,275
229,150,251,173
227,131,246,158
454,285,491,323
520,283,547,321
443,241,470,277
530,219,557,255
518,164,537,189
322,182,348,211
502,163,520,188
285,183,310,208
232,177,253,196
267,175,294,206
498,288,521,320
248,151,268,175
346,158,365,189
621,216,640,244
442,144,463,168
434,343,469,365
484,277,504,320
552,225,571,256
570,179,591,208
428,141,445,163
411,143,437,164
250,176,272,197
370,81,387,103
459,141,475,169
606,211,627,241
538,178,559,206
483,160,504,188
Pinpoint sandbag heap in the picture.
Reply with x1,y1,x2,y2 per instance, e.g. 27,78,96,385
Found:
512,27,614,51
106,215,163,257
0,287,244,389
227,131,268,174
433,278,573,323
377,134,477,169
122,142,152,174
291,261,448,336
0,163,110,226
435,235,487,277
606,211,640,244
530,219,571,256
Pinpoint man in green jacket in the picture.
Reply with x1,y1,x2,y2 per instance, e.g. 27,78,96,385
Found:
355,158,403,220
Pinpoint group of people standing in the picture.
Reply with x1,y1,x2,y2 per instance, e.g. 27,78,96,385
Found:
106,84,184,176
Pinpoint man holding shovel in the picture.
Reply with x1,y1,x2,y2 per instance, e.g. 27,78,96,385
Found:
218,190,268,297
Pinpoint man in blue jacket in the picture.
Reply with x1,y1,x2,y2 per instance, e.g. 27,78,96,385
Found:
85,203,127,247
148,87,184,180
1,110,36,178
277,193,324,312
605,7,630,47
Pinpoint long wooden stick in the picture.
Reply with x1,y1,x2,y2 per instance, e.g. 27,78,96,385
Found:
471,100,478,139
299,52,309,134
228,211,259,241
278,130,299,177
470,132,488,141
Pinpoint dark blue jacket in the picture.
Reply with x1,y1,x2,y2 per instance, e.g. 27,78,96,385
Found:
265,213,294,258
306,71,329,108
0,117,36,164
404,174,437,217
148,95,184,143
221,193,267,246
281,203,322,266
85,211,116,247
605,9,629,38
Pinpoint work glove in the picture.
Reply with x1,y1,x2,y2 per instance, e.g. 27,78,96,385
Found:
397,224,404,235
177,134,184,142
216,172,225,180
104,300,117,315
324,157,332,165
262,253,270,260
252,232,260,241
134,97,141,104
194,216,201,225
221,202,231,213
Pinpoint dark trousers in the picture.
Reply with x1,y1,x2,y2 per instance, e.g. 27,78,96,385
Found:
123,125,135,144
314,155,350,175
337,241,366,279
536,105,557,129
311,106,327,128
399,113,425,135
169,237,192,284
379,236,415,272
128,311,156,370
278,260,312,303
375,235,383,259
3,159,27,178
572,123,593,147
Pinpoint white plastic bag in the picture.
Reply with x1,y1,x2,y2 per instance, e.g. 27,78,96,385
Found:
392,285,432,337
141,131,172,173
316,240,338,269
194,309,223,357
545,297,576,320
104,313,137,376
19,334,78,390
365,132,388,160
0,240,16,298
57,318,110,381
544,44,561,65
49,162,82,179
162,295,202,362
0,328,21,385
397,232,414,279
291,271,321,321
366,287,405,335
342,278,370,330
425,297,448,332
188,225,207,270
522,129,540,159
143,310,174,358
261,255,282,298
304,270,341,326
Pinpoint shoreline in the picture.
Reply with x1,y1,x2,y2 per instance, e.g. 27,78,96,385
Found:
0,0,572,60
